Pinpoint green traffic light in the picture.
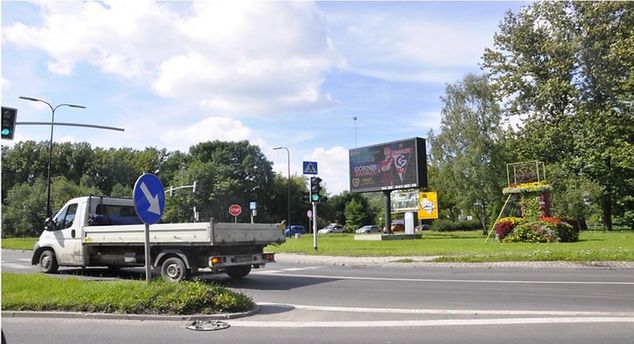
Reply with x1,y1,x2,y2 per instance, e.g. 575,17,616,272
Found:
1,129,9,136
311,193,320,202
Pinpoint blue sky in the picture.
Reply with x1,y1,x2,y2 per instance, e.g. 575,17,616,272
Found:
1,1,526,194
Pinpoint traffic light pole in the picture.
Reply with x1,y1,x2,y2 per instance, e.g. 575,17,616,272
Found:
312,201,318,250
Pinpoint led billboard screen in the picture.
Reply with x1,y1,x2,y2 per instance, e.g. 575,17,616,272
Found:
349,137,427,193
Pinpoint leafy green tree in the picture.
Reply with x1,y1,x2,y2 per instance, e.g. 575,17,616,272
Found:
1,180,47,237
428,74,506,234
1,141,48,200
344,199,365,232
483,1,634,230
187,141,274,222
2,177,101,237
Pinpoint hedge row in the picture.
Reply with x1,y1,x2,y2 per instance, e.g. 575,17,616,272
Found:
431,219,482,232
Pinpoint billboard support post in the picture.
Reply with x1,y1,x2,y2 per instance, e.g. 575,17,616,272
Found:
383,190,392,235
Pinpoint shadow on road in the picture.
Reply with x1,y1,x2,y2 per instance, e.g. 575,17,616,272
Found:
199,272,336,291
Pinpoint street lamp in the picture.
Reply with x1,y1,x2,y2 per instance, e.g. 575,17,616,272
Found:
273,146,291,227
353,116,357,147
20,96,85,220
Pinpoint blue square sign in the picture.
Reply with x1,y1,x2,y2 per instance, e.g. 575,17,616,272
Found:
303,161,318,175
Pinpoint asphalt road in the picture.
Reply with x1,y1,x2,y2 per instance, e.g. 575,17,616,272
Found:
3,249,634,344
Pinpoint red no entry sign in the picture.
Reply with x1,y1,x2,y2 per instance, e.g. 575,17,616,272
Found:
229,204,242,217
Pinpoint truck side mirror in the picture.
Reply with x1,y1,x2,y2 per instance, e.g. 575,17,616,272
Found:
44,218,56,231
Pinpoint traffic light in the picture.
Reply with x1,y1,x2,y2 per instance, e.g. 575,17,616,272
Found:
310,177,322,202
1,107,17,140
302,191,310,202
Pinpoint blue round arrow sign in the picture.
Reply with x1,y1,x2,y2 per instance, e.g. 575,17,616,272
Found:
133,173,166,225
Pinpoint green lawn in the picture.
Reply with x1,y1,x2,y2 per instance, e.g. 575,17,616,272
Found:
268,231,634,262
2,237,37,250
1,272,253,315
6,231,634,262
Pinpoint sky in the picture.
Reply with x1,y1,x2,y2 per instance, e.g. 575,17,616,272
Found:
1,1,526,195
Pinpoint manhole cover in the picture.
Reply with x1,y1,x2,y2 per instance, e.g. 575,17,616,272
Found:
186,320,230,331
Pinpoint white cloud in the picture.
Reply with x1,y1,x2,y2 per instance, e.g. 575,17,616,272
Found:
305,146,350,194
1,77,11,90
327,9,497,84
4,1,343,117
161,116,266,151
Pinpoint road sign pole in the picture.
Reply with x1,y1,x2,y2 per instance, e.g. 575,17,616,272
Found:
312,202,318,250
133,173,166,284
144,224,151,283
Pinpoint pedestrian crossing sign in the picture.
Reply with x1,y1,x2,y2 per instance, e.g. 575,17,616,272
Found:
303,161,318,175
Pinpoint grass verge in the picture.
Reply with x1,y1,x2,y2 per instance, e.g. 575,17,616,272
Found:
269,230,634,262
2,237,37,250
6,231,634,262
1,272,253,315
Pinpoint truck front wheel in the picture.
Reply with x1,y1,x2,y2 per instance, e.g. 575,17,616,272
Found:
39,249,59,274
160,257,189,282
226,265,251,279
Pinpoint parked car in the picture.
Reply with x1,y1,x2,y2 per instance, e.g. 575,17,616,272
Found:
284,225,306,237
415,224,431,231
355,225,381,234
383,223,405,233
318,223,345,234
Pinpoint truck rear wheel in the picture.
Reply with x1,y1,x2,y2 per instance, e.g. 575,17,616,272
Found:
39,249,59,274
226,265,251,279
160,257,189,282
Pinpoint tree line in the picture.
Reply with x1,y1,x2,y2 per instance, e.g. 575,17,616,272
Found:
0,140,380,237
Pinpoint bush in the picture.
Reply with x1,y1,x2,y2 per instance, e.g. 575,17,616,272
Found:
503,222,558,243
502,220,579,243
432,219,481,232
557,221,579,242
494,217,524,240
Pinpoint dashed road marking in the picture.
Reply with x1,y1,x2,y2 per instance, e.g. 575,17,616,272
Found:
255,266,323,274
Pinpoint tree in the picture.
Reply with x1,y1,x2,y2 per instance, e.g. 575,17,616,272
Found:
428,74,506,234
1,177,101,237
1,180,47,237
1,141,49,199
344,199,365,232
483,1,634,230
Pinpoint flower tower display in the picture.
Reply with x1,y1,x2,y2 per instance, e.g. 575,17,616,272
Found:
490,161,578,243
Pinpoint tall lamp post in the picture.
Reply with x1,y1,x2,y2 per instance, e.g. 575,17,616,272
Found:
273,146,291,227
353,116,358,147
19,96,85,219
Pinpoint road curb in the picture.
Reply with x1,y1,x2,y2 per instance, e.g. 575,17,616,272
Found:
275,254,634,270
1,305,261,321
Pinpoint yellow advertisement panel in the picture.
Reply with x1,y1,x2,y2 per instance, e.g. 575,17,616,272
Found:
418,192,439,219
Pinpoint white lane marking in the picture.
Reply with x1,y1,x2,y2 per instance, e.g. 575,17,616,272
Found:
255,271,634,286
255,266,323,274
257,303,634,317
2,262,32,270
18,258,31,262
229,317,634,328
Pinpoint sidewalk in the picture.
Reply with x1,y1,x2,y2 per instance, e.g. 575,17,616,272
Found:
275,253,634,270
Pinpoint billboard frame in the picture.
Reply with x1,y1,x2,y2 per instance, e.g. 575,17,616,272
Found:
349,137,427,193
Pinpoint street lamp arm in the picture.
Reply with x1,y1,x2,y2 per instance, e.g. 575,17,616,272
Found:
20,96,54,112
55,103,86,110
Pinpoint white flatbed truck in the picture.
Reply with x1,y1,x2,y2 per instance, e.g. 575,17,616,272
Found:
31,196,285,281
